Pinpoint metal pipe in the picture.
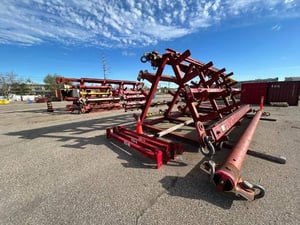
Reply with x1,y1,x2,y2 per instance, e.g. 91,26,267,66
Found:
213,109,263,192
221,142,286,164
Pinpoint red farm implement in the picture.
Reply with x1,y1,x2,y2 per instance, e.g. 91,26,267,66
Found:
135,49,243,156
56,77,147,113
106,48,282,201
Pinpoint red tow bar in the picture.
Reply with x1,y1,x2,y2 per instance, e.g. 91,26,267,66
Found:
201,97,266,200
213,109,264,200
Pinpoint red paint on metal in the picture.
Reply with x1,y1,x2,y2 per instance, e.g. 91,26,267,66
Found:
136,49,245,148
56,77,146,112
106,48,256,168
214,109,263,191
228,111,262,170
214,169,235,192
106,126,183,169
260,96,264,110
240,82,268,105
209,105,251,141
139,55,169,122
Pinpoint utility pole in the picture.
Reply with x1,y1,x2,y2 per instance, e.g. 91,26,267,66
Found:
101,54,108,80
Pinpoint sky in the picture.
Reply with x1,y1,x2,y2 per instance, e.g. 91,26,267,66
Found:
0,0,300,84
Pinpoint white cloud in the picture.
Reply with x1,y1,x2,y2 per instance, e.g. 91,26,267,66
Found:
122,50,136,56
0,0,299,47
212,0,221,11
271,24,281,31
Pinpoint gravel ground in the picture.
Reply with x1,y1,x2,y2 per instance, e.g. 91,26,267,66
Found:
0,101,299,225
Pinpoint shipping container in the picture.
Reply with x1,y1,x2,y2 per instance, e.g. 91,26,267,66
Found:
240,82,268,104
267,81,300,106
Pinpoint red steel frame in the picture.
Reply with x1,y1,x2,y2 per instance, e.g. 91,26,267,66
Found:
106,48,267,202
56,77,146,113
107,48,250,169
106,126,184,169
138,49,245,151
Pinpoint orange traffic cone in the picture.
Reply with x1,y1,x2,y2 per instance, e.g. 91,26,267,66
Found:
47,101,54,112
136,117,143,134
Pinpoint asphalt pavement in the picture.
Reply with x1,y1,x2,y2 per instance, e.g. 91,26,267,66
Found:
0,101,299,225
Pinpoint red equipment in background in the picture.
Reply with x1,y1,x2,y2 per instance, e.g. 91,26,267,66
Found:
56,77,147,113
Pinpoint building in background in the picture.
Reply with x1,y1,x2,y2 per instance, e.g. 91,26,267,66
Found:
7,83,53,102
285,77,300,81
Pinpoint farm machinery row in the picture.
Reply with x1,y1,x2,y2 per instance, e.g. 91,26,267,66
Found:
55,77,147,113
106,48,283,201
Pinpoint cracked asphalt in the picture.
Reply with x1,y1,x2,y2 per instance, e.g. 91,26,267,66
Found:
0,101,299,225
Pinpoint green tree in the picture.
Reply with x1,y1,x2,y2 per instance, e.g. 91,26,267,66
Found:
160,86,168,93
11,82,30,95
43,74,63,92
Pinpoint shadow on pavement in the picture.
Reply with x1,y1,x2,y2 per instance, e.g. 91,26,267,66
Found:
5,110,256,208
158,118,255,210
159,159,236,209
105,140,158,169
5,113,135,149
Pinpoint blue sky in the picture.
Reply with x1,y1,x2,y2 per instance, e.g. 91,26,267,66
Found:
0,0,300,84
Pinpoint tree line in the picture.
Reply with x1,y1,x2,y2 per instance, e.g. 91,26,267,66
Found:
0,72,62,98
